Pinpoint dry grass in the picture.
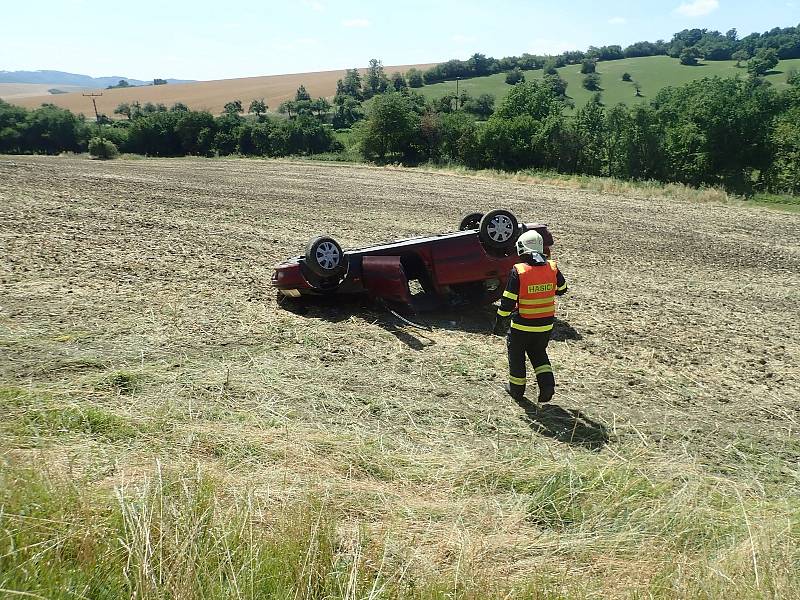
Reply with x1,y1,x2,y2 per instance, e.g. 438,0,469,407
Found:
0,83,87,100
9,64,436,117
1,155,799,598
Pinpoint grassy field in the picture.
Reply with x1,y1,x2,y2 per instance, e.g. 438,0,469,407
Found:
1,155,799,598
420,56,800,111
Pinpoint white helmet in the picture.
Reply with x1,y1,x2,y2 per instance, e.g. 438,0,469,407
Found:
516,230,544,256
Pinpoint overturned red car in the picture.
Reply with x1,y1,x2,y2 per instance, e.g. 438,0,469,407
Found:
272,209,553,312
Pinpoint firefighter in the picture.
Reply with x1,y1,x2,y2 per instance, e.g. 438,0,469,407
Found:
493,230,568,403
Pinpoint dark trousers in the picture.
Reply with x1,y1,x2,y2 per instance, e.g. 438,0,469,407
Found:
507,329,555,396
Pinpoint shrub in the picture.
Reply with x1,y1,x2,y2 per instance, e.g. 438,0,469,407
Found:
679,47,702,66
583,73,601,91
88,137,119,159
747,48,779,77
505,68,525,85
622,72,632,82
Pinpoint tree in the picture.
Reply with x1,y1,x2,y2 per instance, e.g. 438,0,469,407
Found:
142,102,165,114
170,102,189,112
634,82,642,97
363,59,390,98
332,96,363,129
747,48,779,76
505,68,525,85
153,78,168,86
406,68,424,88
434,94,457,114
360,92,420,160
248,99,268,119
788,69,800,87
653,76,780,192
223,100,243,115
732,49,750,67
337,68,363,99
295,85,311,102
583,73,601,91
463,93,495,119
88,137,119,159
269,114,337,156
174,110,216,155
312,97,331,118
467,53,492,76
278,101,296,119
391,72,408,91
622,72,632,82
574,96,607,175
679,47,702,66
580,59,596,74
495,80,563,121
770,105,800,194
125,111,183,156
114,103,132,120
542,73,568,100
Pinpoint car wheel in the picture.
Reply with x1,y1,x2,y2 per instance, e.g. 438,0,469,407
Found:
305,236,346,278
478,209,520,250
459,212,484,231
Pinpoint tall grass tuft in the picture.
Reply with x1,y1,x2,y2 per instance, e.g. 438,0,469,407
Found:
0,462,524,599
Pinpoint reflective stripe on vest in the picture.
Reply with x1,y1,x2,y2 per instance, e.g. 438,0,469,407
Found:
514,261,558,319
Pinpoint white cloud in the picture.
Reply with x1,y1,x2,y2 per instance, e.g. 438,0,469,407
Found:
675,0,720,17
608,16,627,25
452,34,477,43
342,18,370,28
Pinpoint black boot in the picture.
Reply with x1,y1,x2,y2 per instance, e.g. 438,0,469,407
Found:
537,386,555,404
504,383,525,401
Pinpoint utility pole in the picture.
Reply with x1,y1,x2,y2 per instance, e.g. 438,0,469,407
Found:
82,93,103,124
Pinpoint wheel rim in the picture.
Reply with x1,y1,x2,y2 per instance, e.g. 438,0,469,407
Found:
315,242,340,270
487,215,514,243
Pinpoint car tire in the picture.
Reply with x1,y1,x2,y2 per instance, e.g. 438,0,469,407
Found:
305,236,346,278
478,209,520,250
459,212,484,231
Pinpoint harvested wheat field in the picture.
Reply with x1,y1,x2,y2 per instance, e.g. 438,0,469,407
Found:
1,155,799,598
0,83,88,100
10,64,435,117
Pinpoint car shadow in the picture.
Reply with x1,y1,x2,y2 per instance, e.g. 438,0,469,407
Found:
512,396,609,451
277,293,585,350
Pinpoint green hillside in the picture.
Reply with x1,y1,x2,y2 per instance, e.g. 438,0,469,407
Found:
419,55,800,111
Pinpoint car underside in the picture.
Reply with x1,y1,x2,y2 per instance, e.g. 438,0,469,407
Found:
272,209,553,312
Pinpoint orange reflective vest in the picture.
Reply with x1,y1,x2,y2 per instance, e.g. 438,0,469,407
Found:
515,261,558,319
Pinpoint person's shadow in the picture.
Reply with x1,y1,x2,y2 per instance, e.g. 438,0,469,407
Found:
512,397,609,450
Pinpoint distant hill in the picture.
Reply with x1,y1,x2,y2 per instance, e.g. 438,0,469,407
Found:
9,64,436,117
0,70,193,88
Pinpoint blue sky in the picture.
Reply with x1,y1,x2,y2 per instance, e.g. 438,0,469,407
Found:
3,0,799,81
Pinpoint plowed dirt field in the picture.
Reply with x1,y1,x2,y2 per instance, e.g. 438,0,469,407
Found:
1,155,798,596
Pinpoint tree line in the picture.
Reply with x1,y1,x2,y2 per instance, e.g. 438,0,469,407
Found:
407,24,800,87
0,93,340,158
2,48,799,197
353,75,800,196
